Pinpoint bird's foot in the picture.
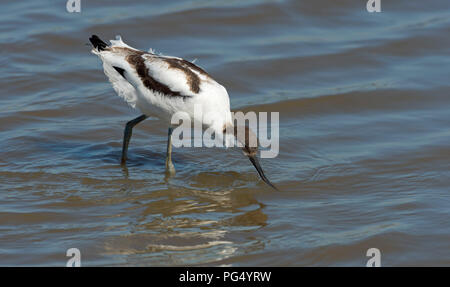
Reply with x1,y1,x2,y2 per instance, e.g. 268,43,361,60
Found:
165,160,176,176
120,154,127,166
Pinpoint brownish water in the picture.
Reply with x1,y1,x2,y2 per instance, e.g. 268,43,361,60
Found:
1,0,450,266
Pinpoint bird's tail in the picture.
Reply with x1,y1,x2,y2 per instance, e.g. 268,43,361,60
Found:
89,35,109,51
89,34,139,109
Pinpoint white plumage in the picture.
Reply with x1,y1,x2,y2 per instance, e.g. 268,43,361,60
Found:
91,35,232,134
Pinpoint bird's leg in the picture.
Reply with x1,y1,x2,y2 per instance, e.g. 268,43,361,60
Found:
165,127,176,176
121,114,148,165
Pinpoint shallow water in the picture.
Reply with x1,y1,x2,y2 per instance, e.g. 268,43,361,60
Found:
1,0,450,266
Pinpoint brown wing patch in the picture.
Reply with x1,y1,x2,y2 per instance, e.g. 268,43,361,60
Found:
162,58,203,94
126,53,187,99
111,47,145,56
118,47,209,96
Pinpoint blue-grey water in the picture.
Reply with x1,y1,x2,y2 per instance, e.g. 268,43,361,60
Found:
0,0,449,266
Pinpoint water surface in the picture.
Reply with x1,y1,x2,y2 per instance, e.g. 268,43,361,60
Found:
0,0,450,266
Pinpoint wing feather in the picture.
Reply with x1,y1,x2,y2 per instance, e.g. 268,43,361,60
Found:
93,36,214,105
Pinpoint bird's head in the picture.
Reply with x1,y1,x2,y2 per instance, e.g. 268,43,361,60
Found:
224,124,278,190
